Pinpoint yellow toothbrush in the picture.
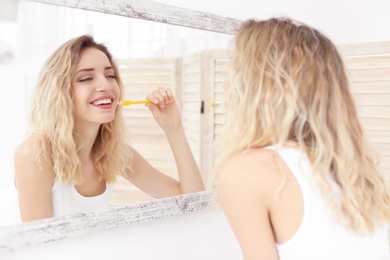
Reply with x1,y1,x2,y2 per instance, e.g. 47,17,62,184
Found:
117,99,152,106
210,101,223,107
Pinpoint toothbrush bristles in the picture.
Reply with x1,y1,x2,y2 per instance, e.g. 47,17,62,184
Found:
210,101,223,107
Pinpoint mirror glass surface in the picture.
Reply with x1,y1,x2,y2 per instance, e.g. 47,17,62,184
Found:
0,0,234,227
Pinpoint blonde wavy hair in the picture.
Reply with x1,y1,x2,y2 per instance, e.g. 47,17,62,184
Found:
220,17,390,234
29,35,130,184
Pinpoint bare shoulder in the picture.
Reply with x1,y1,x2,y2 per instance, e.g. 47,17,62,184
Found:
14,136,37,158
14,136,49,164
14,136,55,221
216,148,281,201
14,136,55,186
217,148,280,182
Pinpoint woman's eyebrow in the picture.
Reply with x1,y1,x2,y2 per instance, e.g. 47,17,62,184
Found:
75,68,94,75
75,66,113,75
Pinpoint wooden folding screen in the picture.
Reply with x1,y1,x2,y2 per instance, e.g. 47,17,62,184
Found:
110,58,180,206
181,53,202,172
180,50,229,186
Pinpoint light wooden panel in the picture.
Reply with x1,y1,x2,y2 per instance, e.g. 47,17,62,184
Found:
181,53,202,173
337,41,390,56
179,50,230,187
200,50,229,187
110,58,179,207
339,43,390,183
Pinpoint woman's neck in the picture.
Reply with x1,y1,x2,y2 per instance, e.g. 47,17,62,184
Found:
74,125,100,162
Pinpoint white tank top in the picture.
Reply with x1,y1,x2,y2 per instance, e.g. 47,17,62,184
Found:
272,147,389,260
51,181,114,217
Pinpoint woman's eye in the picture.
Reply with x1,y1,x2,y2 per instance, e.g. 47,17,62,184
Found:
79,77,93,82
106,74,116,79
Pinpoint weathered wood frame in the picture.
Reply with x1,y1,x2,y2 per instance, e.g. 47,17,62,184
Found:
0,191,214,253
27,0,242,35
0,0,242,253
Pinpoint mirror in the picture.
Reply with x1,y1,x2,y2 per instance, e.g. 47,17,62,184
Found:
0,0,241,227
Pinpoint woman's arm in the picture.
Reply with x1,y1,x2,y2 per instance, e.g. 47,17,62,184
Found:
146,87,204,193
216,149,280,260
123,145,183,198
14,137,54,222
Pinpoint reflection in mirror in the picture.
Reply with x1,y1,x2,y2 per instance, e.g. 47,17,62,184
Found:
0,0,235,227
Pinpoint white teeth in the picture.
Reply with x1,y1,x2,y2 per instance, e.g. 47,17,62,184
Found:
93,99,112,106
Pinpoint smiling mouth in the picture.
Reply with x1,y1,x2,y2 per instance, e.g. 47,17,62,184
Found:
91,99,113,106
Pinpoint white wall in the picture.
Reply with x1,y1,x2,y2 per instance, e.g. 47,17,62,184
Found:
154,0,390,45
0,20,23,227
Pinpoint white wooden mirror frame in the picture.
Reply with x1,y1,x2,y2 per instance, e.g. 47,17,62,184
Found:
0,0,243,253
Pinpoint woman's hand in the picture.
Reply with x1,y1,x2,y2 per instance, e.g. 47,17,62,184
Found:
146,87,182,133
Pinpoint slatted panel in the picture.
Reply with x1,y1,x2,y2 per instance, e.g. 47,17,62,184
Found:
110,58,179,206
337,41,390,56
340,43,390,184
200,50,229,187
181,53,202,170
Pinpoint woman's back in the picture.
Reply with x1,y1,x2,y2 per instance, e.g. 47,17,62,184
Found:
274,147,389,260
216,17,390,259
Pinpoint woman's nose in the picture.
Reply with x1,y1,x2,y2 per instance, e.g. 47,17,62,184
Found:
96,76,113,91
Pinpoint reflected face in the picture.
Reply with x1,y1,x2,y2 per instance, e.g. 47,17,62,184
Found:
72,47,120,127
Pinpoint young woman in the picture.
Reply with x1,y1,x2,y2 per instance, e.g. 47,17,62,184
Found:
14,35,204,222
216,18,390,259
